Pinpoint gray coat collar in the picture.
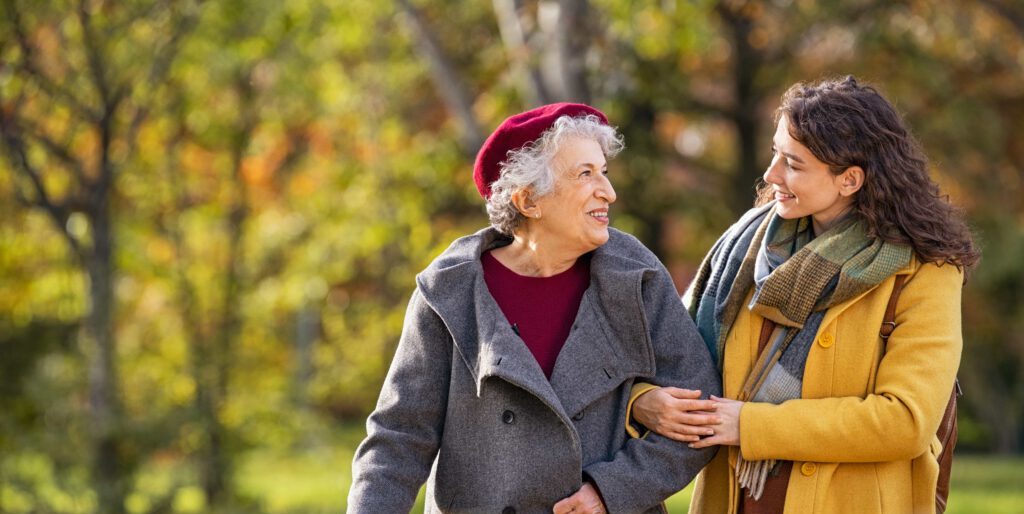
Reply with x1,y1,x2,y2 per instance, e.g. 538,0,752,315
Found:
415,227,660,419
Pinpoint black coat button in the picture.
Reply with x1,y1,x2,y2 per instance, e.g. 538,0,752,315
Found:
502,410,515,424
502,507,516,514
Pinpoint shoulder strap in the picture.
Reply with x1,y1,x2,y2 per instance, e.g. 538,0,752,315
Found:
880,275,908,343
876,273,960,514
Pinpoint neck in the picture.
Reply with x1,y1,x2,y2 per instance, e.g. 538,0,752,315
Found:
491,230,580,277
811,205,855,236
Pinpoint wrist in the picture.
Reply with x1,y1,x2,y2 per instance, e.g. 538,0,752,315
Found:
583,474,607,508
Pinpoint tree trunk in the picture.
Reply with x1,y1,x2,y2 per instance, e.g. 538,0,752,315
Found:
397,0,484,153
86,196,125,514
719,1,765,216
292,303,318,410
202,201,245,506
493,0,553,105
555,0,591,103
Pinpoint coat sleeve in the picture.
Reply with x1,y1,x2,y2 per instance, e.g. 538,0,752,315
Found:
347,289,452,513
583,265,722,513
739,262,963,463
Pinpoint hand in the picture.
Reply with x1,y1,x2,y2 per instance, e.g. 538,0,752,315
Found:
632,387,719,442
553,482,606,514
689,395,742,449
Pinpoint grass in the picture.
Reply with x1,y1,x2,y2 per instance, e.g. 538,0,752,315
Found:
256,424,1022,514
2,424,1021,513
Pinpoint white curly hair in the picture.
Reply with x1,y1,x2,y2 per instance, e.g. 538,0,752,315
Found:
486,114,624,235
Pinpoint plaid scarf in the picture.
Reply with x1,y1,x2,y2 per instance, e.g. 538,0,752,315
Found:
684,202,912,499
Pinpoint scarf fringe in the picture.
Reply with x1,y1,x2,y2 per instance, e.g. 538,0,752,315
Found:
736,454,776,501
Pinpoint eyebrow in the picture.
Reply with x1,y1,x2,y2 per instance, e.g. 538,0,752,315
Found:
782,151,805,164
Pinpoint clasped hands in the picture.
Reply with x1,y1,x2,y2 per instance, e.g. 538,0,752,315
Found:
632,387,742,449
550,387,739,514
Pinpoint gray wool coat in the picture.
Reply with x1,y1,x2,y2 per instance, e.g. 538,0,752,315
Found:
347,227,720,514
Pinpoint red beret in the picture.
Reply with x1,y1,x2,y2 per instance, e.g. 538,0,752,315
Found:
473,102,609,199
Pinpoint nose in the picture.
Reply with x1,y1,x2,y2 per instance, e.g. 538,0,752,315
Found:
763,154,783,185
597,172,617,204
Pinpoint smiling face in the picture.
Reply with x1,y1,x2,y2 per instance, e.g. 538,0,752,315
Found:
532,136,617,255
765,115,860,234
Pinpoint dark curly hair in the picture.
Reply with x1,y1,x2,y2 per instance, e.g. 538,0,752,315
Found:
757,75,979,269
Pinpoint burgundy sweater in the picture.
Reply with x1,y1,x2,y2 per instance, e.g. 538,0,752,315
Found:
481,251,590,378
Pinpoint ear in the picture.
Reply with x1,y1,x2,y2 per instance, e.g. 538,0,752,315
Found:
838,166,864,197
511,188,541,219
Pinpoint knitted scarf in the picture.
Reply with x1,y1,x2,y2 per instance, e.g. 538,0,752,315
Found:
684,202,912,499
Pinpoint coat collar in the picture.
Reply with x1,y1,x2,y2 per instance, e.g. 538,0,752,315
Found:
819,255,921,329
415,227,659,418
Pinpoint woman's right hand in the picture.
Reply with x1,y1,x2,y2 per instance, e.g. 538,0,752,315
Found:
632,387,719,442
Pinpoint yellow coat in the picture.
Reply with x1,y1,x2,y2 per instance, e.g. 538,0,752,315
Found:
688,258,963,514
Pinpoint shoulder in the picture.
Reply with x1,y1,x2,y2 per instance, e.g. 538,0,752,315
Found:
902,255,964,290
422,228,489,273
601,228,663,269
418,227,509,284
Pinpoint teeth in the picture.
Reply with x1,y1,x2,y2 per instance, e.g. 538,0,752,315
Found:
589,212,607,218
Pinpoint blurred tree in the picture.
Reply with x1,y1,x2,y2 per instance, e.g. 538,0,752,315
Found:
2,4,1023,512
0,0,199,511
134,0,327,507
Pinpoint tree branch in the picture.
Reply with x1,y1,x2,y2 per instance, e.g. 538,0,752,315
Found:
396,0,484,153
0,106,85,259
492,0,553,105
2,0,101,122
17,116,92,186
555,0,591,103
123,1,203,165
761,0,887,63
76,0,114,109
976,0,1024,36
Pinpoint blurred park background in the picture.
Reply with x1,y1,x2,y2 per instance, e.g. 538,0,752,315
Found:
2,0,1023,513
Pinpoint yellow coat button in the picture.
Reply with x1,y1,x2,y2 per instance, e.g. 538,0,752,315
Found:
801,462,817,476
817,333,834,348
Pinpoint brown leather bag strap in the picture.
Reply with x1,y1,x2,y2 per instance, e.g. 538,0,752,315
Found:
758,318,777,354
876,273,960,514
880,275,908,344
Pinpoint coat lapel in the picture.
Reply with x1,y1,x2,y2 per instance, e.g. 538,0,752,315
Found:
471,275,570,421
416,228,570,422
550,250,657,418
416,227,658,423
819,262,917,330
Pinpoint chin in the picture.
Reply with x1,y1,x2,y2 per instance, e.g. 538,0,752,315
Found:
775,205,803,219
589,230,610,248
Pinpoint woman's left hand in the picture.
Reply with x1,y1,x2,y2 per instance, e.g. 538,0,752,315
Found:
688,395,743,449
552,481,606,514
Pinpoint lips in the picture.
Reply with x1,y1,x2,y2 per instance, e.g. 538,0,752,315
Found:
774,190,796,201
587,208,609,223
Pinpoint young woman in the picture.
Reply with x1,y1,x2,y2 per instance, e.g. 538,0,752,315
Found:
630,76,979,514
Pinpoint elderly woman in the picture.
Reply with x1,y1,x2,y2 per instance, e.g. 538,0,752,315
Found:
347,103,720,514
629,77,978,514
